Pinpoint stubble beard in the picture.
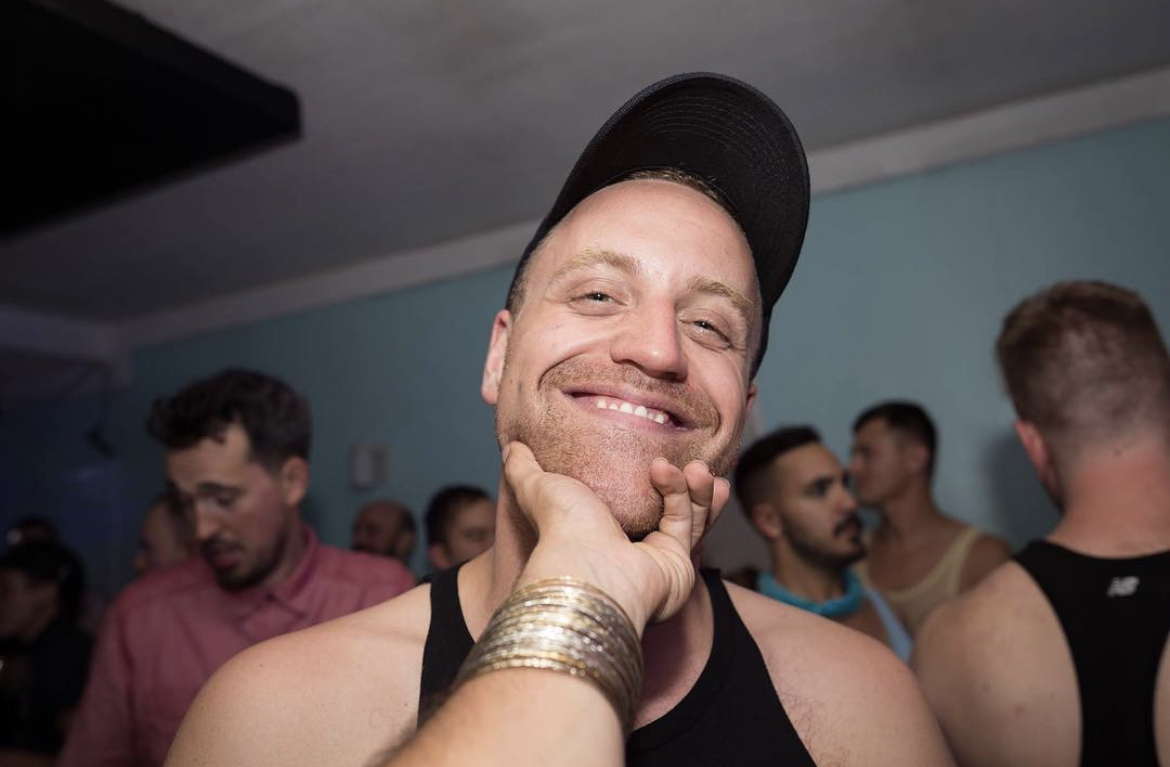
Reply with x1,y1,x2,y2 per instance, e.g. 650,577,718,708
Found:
497,358,742,540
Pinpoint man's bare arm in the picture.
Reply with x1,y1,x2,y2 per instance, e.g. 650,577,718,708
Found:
745,599,956,767
389,669,623,767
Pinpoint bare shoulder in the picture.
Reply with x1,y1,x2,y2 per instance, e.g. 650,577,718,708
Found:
724,581,954,767
960,531,1014,590
914,561,1077,767
166,584,433,767
917,559,1049,669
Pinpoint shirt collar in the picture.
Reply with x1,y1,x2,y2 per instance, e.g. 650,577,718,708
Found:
221,524,321,620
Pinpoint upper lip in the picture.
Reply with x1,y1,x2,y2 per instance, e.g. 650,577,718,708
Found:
562,384,698,428
834,515,861,535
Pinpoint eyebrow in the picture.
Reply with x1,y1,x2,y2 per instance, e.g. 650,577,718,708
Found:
548,248,643,286
803,472,844,493
168,480,240,498
686,275,756,331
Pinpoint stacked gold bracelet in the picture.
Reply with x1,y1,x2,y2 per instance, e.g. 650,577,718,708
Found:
454,577,644,733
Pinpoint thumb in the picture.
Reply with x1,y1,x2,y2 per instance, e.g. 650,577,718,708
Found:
502,441,543,514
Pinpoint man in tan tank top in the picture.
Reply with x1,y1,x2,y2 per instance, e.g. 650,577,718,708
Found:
848,401,1011,634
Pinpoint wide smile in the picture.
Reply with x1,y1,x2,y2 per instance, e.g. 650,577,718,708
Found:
562,386,694,432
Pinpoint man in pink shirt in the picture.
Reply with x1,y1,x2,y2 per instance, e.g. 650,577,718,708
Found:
59,369,415,767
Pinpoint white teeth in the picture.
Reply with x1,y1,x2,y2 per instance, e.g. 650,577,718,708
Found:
591,396,670,425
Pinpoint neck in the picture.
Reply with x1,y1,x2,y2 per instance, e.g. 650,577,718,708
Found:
1049,439,1170,556
468,478,714,728
770,547,845,603
259,517,309,589
875,482,941,539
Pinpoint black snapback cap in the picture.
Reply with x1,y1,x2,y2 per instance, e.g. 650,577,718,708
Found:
509,72,810,372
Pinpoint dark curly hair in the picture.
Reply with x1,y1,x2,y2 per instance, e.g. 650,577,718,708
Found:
146,369,311,471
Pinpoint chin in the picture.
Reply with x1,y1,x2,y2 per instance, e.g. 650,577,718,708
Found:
497,385,738,540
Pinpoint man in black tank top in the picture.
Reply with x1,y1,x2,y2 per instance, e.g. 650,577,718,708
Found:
914,281,1170,767
162,74,953,767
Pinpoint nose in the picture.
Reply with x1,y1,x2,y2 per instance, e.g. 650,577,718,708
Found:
609,300,688,380
838,485,859,513
192,506,223,543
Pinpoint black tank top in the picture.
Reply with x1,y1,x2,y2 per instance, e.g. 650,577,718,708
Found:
1015,540,1170,767
420,567,817,766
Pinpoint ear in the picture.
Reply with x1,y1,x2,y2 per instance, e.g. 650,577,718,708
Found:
903,441,930,476
428,542,451,571
745,381,758,414
395,530,417,560
481,309,512,405
278,457,309,508
748,502,783,541
1013,420,1053,482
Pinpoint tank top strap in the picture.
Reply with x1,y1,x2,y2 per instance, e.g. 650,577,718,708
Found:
941,525,983,595
418,565,473,717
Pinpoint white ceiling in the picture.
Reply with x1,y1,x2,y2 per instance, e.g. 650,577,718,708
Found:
3,0,1170,326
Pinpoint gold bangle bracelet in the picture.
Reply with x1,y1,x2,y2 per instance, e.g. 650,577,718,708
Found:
455,577,644,733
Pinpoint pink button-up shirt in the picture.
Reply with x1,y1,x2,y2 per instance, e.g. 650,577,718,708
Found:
58,526,414,767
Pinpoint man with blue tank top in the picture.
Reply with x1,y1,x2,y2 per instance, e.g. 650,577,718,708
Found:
914,280,1170,767
735,426,913,660
164,73,952,767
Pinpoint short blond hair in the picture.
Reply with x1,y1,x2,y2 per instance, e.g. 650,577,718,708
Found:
996,281,1170,447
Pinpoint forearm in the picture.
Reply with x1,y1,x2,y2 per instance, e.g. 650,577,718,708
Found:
388,669,622,767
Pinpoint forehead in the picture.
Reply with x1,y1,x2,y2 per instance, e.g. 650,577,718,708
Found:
854,418,894,443
166,425,255,484
776,443,843,485
359,505,402,526
451,497,494,524
526,179,760,309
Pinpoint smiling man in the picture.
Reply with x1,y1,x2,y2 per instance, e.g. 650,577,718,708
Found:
59,370,415,767
165,74,951,767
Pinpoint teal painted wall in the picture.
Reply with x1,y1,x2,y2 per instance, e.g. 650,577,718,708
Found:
5,116,1169,595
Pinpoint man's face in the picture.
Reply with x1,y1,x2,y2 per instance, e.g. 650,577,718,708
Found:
434,497,496,568
771,444,864,568
483,179,761,538
0,568,54,641
352,504,415,560
133,501,192,576
848,418,915,507
167,424,301,591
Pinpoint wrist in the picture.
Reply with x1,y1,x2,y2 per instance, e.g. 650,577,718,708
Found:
456,577,644,732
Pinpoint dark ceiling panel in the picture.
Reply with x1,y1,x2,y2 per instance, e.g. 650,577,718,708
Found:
1,0,300,238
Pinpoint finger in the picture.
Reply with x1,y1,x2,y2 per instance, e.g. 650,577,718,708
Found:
501,441,543,521
649,458,692,551
707,477,730,534
681,460,717,548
